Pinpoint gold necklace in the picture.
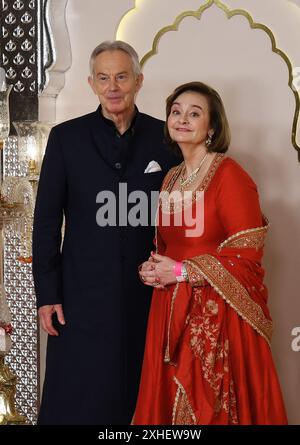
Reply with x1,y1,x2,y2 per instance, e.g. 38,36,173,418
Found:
179,152,208,191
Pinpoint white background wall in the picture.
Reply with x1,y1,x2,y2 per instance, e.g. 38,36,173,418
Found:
41,0,300,424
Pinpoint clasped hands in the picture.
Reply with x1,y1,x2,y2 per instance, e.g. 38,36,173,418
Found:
139,252,177,289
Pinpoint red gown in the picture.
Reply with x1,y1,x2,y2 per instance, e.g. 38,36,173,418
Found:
133,154,287,425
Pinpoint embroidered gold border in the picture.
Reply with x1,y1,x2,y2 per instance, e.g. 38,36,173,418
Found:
159,154,225,215
184,261,206,287
155,156,224,246
162,154,224,196
218,224,269,251
164,282,179,363
118,0,299,160
184,255,273,345
172,376,197,425
161,164,182,195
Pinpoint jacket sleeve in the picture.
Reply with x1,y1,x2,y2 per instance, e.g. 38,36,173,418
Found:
32,127,67,309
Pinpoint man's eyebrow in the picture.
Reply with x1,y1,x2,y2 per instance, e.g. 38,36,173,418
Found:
96,71,129,76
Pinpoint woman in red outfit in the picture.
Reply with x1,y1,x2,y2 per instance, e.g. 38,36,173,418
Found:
134,82,287,425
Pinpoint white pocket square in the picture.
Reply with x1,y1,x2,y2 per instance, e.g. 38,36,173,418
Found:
144,160,162,173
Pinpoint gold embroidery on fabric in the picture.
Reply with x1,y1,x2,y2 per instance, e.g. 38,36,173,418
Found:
164,283,179,363
154,165,182,251
161,164,182,194
185,256,273,345
155,155,225,249
159,154,225,214
183,260,206,287
189,292,238,423
218,224,269,252
172,376,197,425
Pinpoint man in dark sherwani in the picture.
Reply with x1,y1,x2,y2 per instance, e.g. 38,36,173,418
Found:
32,40,179,425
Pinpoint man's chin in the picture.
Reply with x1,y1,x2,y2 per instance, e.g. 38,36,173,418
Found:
105,105,126,115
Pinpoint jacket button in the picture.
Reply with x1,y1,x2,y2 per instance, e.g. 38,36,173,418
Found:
115,162,122,170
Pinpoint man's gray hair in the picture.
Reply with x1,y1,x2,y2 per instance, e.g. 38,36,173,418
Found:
89,40,141,77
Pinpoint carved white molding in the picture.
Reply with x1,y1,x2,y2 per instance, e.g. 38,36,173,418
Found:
117,0,300,69
116,0,300,158
288,0,300,7
39,0,72,98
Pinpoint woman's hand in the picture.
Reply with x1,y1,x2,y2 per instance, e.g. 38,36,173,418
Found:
139,257,163,288
139,252,177,288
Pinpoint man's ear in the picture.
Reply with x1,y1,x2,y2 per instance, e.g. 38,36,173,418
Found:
136,73,144,92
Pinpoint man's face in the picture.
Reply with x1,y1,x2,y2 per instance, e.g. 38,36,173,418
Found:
88,50,143,117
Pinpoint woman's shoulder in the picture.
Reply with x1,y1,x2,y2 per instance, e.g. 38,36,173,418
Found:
216,156,257,188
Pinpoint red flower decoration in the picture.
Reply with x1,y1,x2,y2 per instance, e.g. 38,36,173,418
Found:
0,321,13,335
17,256,33,264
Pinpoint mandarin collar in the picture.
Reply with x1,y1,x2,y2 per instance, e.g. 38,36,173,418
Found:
98,105,139,136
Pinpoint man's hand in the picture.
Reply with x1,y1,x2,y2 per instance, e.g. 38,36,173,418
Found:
38,304,66,336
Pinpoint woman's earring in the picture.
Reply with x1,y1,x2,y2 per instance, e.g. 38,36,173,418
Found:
205,133,212,147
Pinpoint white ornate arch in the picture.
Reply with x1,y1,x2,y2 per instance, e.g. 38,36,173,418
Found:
116,0,300,160
38,0,72,119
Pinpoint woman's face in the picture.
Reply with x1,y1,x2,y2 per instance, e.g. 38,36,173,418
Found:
167,91,213,146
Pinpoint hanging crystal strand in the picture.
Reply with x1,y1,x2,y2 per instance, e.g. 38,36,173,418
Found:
0,216,13,357
0,67,12,333
0,68,12,150
24,215,33,262
0,200,26,426
15,213,25,261
17,215,30,263
0,67,27,425
19,221,26,261
0,231,11,327
4,177,35,263
0,289,11,326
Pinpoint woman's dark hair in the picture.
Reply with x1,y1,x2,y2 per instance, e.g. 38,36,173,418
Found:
164,81,231,155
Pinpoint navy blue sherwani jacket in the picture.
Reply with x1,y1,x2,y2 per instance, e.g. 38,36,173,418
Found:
32,106,179,424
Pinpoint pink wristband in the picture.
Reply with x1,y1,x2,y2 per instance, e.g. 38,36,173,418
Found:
174,261,183,277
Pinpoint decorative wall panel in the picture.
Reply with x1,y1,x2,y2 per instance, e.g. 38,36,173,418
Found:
2,138,38,424
0,0,38,123
0,0,64,424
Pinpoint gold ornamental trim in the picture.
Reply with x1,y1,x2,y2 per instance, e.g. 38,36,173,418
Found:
184,255,273,345
159,154,225,215
172,376,197,425
217,223,269,251
118,0,300,160
164,282,179,363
